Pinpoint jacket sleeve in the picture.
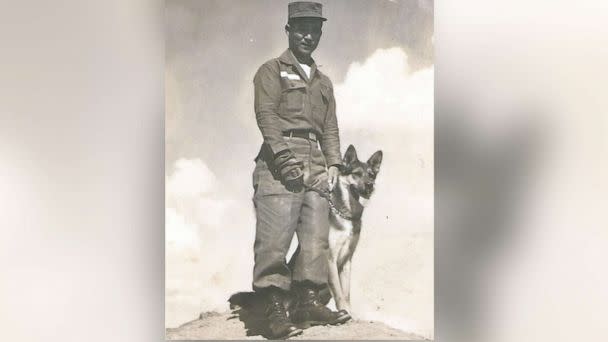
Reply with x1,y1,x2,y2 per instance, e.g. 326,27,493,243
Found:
253,62,289,155
320,81,342,168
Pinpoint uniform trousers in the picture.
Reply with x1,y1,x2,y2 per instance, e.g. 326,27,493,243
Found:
252,136,330,291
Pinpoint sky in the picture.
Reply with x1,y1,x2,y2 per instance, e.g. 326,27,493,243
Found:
165,0,434,338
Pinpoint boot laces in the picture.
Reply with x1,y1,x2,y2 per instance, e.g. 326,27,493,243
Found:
300,288,321,306
266,297,289,322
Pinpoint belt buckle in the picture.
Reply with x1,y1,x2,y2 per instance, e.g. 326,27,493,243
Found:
308,132,315,141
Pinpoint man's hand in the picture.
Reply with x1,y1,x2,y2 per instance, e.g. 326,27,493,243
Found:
283,166,304,192
274,150,304,192
327,165,340,191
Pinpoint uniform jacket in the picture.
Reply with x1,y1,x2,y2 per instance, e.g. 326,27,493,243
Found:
253,49,342,167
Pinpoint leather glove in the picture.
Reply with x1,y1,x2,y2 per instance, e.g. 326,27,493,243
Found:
274,150,304,192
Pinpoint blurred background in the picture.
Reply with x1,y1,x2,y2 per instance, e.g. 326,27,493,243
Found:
166,0,434,338
436,1,608,341
2,0,608,341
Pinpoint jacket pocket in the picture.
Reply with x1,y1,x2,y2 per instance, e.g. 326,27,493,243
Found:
281,80,307,113
313,84,330,117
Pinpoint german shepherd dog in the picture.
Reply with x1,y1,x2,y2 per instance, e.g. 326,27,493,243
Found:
322,144,383,314
229,145,382,333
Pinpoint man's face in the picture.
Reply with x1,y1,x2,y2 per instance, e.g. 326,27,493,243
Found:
287,18,323,58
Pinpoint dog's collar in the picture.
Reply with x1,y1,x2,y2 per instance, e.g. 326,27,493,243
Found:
332,183,364,221
328,195,355,221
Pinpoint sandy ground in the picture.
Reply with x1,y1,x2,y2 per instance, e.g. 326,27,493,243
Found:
166,311,429,340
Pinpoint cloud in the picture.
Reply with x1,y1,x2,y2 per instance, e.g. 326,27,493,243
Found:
165,158,255,328
166,158,232,228
335,47,434,131
166,158,217,198
166,207,200,252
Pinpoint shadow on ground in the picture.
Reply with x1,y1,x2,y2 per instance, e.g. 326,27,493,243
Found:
228,291,271,338
166,291,428,340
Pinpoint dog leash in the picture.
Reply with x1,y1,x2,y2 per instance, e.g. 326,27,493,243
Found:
299,138,354,221
303,183,354,221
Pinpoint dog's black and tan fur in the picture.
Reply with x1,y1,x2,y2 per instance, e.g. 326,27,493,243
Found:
324,145,382,314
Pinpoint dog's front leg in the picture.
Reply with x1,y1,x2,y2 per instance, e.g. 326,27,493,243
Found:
327,257,348,311
339,258,352,313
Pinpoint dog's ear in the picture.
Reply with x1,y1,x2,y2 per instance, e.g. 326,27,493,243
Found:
367,150,383,174
343,144,358,166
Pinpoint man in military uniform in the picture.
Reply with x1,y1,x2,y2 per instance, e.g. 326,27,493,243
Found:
251,1,350,339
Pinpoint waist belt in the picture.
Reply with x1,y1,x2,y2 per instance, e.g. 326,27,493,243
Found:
283,130,320,143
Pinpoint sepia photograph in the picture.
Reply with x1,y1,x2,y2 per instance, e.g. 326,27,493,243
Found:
165,0,434,339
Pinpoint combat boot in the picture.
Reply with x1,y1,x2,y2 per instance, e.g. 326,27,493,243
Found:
264,288,303,339
291,284,351,327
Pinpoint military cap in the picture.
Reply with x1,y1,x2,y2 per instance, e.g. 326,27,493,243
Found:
288,1,327,21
